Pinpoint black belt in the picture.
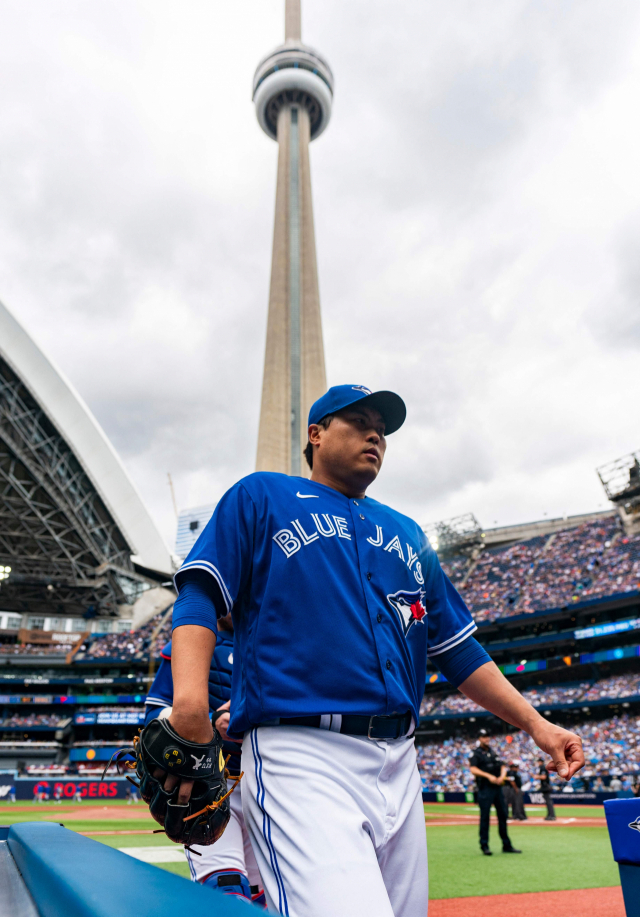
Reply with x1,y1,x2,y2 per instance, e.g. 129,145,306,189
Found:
260,712,413,740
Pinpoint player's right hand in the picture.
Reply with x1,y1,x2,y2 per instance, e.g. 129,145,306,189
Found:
151,708,213,804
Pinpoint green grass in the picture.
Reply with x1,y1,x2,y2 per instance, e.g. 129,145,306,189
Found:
427,825,619,899
155,863,192,878
0,799,138,807
94,834,192,879
0,816,157,832
0,800,156,833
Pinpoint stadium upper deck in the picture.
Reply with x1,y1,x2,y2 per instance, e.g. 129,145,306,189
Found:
441,515,640,624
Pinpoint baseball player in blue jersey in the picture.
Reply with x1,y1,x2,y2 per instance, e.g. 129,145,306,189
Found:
156,384,585,916
145,617,265,906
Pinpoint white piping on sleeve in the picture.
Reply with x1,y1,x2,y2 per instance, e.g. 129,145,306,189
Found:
173,560,233,612
427,621,478,657
145,697,171,708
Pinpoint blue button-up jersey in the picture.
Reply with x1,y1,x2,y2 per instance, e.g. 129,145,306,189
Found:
173,472,476,738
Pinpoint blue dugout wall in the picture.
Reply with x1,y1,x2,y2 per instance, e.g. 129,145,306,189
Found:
0,822,257,916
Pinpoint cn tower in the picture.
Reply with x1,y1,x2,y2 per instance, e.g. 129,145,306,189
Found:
253,0,333,476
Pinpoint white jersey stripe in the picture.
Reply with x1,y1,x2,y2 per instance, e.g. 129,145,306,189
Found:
174,561,233,612
427,621,477,657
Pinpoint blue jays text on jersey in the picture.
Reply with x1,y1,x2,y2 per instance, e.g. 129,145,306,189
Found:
173,472,477,738
145,631,241,773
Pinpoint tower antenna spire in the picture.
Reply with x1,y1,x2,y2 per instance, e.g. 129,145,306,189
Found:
285,0,301,41
253,0,333,475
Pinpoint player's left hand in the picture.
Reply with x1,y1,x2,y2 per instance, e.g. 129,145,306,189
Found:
531,722,585,781
213,701,243,745
214,701,231,742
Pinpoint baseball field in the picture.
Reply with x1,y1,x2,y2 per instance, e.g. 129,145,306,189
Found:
0,800,624,915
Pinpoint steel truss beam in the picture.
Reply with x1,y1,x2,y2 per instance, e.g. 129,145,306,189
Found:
0,356,146,616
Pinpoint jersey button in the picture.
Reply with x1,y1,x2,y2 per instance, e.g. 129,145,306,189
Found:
386,659,392,669
367,572,372,581
359,514,365,520
377,613,382,623
353,500,359,505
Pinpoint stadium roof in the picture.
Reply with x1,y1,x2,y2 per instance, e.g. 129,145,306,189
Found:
0,301,172,615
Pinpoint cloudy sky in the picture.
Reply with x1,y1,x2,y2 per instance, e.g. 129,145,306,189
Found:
1,0,639,550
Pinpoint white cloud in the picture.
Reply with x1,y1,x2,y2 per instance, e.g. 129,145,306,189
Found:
0,0,639,548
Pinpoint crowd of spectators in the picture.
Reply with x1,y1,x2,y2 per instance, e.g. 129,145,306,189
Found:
419,696,443,717
84,609,173,660
0,714,67,728
77,705,142,713
0,643,73,656
440,518,640,623
417,713,640,791
25,764,67,776
582,673,640,702
0,607,174,661
521,682,591,707
420,672,640,720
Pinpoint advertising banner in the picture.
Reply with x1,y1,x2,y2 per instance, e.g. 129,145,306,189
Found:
0,777,130,800
73,712,145,726
69,747,125,762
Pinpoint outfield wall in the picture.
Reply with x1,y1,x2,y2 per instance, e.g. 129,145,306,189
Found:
0,779,622,805
0,776,130,800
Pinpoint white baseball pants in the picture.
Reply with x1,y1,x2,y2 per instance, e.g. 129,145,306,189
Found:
242,725,429,917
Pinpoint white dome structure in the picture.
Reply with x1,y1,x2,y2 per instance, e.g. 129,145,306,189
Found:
0,299,172,617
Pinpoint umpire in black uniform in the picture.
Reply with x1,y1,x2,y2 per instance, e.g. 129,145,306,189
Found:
538,756,556,820
469,729,521,855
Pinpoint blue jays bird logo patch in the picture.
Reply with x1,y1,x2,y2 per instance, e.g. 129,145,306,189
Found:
629,817,640,833
387,589,427,637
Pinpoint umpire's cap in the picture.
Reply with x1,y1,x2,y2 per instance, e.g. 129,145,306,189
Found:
478,728,488,737
308,384,406,435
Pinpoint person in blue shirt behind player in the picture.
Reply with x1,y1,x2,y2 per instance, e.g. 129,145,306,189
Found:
152,384,585,917
145,613,265,906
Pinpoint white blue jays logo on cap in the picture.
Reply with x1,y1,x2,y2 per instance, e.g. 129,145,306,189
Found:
352,386,372,395
386,588,427,637
629,817,640,832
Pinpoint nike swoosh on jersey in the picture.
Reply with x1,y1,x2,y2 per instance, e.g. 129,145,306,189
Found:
296,492,319,498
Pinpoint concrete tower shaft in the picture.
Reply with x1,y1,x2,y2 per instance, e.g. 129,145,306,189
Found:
253,0,332,476
285,0,301,40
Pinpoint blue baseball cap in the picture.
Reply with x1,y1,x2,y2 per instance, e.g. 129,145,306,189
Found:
308,385,406,435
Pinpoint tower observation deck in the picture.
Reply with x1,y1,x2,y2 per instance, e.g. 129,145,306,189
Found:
253,0,332,476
